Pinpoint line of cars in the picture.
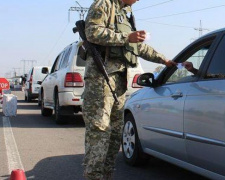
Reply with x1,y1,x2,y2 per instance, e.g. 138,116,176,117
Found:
24,66,51,102
8,77,24,89
24,41,144,124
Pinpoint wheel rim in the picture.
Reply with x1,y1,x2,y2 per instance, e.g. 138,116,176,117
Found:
123,120,136,159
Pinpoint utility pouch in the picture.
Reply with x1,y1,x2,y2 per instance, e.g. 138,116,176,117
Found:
123,43,138,67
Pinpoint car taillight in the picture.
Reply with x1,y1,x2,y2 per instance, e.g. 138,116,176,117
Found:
64,73,84,87
132,74,142,88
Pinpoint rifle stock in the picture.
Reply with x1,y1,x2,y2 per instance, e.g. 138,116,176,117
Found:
75,20,119,104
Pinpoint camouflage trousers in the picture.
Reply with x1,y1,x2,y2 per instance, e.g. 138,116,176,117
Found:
82,72,127,180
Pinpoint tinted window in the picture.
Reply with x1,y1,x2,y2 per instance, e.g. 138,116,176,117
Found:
51,52,64,73
76,46,86,67
60,47,72,69
206,35,225,79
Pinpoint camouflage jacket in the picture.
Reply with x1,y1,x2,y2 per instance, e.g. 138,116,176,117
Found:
84,0,166,77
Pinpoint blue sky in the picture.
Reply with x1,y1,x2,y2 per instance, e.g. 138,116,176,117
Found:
0,0,225,77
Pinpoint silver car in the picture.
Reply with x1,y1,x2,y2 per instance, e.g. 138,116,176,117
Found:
122,28,225,180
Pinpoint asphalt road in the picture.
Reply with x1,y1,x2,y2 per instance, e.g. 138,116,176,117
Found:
0,91,209,180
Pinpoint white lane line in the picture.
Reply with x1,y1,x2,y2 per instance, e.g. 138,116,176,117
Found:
3,116,24,174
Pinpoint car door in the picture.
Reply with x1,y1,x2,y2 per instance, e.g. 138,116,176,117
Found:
58,46,72,92
139,82,189,161
44,53,64,104
184,33,225,176
48,52,65,104
138,35,218,161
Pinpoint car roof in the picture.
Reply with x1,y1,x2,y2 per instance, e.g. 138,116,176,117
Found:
63,41,79,51
201,27,225,39
32,66,51,69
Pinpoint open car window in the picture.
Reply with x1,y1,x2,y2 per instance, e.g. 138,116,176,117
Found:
167,46,210,83
159,35,217,85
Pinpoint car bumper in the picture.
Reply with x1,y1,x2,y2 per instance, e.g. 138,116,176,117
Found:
58,91,83,106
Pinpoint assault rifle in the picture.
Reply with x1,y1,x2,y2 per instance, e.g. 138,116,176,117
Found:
74,20,119,104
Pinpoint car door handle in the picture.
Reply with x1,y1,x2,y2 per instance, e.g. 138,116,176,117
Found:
136,104,141,109
171,92,183,98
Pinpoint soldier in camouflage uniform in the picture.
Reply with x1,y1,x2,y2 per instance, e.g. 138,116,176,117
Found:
82,0,176,179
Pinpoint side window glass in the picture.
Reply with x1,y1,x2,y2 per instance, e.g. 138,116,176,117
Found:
50,52,64,73
54,52,64,72
167,44,211,83
51,57,58,73
76,46,86,67
206,35,225,79
60,47,72,69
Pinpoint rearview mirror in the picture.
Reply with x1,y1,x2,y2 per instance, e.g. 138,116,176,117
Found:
72,27,78,34
37,81,42,85
42,67,49,74
137,73,156,87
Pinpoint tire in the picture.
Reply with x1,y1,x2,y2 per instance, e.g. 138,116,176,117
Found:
27,93,32,102
38,100,41,106
41,92,53,117
122,113,149,166
54,93,64,124
38,92,41,106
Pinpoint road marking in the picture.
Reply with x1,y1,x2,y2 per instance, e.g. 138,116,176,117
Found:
3,116,24,173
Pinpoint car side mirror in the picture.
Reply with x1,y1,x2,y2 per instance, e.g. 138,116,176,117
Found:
42,67,49,74
37,81,42,85
137,73,156,87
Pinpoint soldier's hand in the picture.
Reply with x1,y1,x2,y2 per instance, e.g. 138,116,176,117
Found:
164,60,177,67
128,31,146,43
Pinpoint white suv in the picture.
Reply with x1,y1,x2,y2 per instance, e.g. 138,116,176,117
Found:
25,66,51,102
41,41,144,124
41,42,85,124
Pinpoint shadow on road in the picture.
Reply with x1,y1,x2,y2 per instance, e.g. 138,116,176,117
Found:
0,152,209,180
115,152,209,180
8,113,85,128
1,154,85,180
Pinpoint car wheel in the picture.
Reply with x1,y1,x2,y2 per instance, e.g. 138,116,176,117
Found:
122,113,149,166
38,100,41,106
27,93,32,102
54,93,64,124
41,92,53,117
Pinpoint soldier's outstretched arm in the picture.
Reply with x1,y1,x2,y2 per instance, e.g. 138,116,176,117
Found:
137,43,176,67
